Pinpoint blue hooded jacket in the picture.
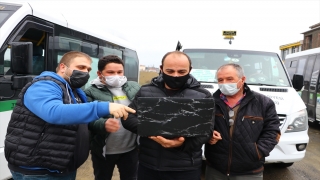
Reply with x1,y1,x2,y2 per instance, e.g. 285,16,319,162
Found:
24,71,110,125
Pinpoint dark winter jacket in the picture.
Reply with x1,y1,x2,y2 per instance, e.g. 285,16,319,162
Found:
5,76,89,175
121,74,214,171
205,84,281,176
84,81,140,158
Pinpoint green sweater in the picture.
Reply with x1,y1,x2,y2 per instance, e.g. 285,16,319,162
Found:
84,81,140,157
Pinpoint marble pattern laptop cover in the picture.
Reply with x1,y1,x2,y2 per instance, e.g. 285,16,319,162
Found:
137,97,215,138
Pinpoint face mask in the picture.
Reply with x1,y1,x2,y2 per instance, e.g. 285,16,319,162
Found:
104,75,127,88
65,66,90,88
162,73,189,89
218,79,241,96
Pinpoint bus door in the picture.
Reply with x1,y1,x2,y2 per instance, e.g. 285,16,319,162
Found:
303,55,317,122
0,16,53,100
312,55,320,122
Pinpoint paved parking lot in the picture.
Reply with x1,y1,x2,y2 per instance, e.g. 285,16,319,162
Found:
77,123,320,180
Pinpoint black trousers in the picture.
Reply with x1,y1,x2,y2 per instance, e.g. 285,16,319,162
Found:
137,164,201,180
91,148,138,180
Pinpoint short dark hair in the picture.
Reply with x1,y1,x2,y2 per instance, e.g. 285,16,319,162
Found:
56,51,92,72
98,55,124,71
161,51,192,68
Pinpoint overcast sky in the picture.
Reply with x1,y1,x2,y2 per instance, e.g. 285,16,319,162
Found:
17,0,320,67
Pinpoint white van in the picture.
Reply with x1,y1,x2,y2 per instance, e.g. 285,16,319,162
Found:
183,48,309,168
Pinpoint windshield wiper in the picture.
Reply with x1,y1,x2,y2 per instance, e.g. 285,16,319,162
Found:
246,83,277,86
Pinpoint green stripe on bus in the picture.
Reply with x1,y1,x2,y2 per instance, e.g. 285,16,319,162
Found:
0,100,17,112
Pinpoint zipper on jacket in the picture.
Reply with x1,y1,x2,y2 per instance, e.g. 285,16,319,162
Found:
227,105,243,176
31,125,47,156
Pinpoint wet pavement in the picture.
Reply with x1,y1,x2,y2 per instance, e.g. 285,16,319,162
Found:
264,123,320,180
77,123,320,180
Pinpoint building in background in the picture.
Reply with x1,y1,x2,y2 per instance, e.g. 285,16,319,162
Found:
139,65,146,71
280,22,320,61
302,22,320,51
139,65,160,73
280,41,303,60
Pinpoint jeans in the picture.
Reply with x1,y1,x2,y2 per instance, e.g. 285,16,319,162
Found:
91,148,138,180
137,164,201,180
10,170,76,180
205,166,263,180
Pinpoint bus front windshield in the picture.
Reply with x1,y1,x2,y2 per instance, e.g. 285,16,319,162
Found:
0,3,21,28
184,49,290,87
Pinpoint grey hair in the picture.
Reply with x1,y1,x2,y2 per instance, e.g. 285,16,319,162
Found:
216,63,245,78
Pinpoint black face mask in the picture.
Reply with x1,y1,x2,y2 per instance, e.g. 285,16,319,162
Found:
162,73,189,89
67,69,90,88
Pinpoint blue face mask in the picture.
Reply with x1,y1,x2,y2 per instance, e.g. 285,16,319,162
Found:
218,79,241,96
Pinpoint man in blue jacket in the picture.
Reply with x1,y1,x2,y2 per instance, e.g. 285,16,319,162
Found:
4,51,135,180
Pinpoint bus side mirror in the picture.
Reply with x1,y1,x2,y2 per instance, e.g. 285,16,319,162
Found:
292,74,303,91
10,42,33,74
10,42,34,90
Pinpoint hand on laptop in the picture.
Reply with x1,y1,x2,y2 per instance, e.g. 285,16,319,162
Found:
109,102,136,120
105,118,120,133
208,130,222,145
149,136,185,148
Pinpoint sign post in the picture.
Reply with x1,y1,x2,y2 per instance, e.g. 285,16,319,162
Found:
223,31,236,44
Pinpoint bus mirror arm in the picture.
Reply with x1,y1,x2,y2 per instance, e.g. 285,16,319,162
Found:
0,75,34,99
0,81,15,99
11,75,34,90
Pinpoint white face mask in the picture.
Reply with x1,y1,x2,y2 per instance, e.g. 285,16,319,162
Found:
104,75,127,88
218,79,241,96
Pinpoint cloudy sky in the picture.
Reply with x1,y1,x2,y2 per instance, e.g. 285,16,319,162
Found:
17,0,320,67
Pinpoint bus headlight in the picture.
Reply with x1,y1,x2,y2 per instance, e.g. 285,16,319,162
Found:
285,109,308,133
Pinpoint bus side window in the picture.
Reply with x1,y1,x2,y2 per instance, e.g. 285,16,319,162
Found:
33,45,44,75
123,48,139,82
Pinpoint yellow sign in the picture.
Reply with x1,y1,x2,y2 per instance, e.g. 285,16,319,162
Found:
223,31,237,36
224,36,234,39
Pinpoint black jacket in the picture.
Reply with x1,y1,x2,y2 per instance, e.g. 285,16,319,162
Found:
205,84,281,176
121,74,213,171
5,77,89,175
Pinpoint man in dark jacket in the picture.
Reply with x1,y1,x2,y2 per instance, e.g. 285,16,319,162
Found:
5,51,135,180
122,51,213,180
205,63,281,180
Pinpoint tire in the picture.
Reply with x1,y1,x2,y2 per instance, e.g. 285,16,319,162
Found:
273,162,294,168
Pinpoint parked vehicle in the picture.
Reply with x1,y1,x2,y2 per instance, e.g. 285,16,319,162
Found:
0,1,139,179
182,48,308,168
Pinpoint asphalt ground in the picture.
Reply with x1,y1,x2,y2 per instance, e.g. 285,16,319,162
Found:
77,123,320,180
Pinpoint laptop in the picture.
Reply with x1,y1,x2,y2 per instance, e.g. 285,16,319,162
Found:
137,97,215,138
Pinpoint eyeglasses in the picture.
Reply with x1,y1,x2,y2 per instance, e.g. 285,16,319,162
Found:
229,109,234,126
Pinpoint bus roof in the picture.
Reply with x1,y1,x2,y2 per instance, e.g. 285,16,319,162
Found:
285,47,320,59
7,1,136,50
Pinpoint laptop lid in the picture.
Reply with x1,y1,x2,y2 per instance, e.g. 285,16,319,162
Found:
137,97,214,138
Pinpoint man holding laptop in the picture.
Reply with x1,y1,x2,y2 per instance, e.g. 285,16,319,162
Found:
121,51,214,180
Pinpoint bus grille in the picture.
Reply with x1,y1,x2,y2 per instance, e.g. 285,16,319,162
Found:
278,114,286,128
201,84,214,89
260,88,288,92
